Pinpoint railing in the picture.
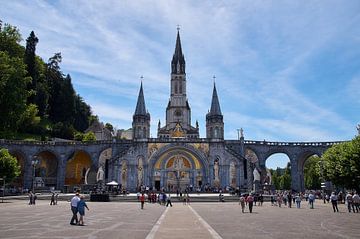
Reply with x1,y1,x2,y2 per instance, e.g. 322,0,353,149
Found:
0,138,347,147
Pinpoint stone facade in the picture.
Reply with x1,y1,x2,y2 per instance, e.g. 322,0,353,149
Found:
0,30,350,193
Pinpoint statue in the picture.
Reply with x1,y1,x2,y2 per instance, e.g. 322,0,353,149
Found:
357,124,360,136
137,166,143,186
214,160,219,181
253,168,260,182
240,128,244,138
96,166,104,182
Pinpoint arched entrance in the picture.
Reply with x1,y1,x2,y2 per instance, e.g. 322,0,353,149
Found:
266,153,291,191
9,151,26,190
297,152,322,192
65,151,92,186
99,148,112,182
151,146,207,192
34,151,58,188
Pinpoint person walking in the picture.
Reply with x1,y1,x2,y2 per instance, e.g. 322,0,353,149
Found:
330,192,339,212
239,194,246,213
295,194,301,208
346,192,355,213
352,192,360,213
28,191,33,205
70,190,80,225
50,193,55,205
77,195,89,226
140,193,145,209
308,192,315,209
287,193,292,208
166,194,173,207
247,194,254,213
258,194,264,206
277,194,282,208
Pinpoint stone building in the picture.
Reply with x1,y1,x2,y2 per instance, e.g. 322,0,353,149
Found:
0,30,347,193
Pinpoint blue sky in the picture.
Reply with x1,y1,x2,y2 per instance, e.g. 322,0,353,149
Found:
1,1,359,168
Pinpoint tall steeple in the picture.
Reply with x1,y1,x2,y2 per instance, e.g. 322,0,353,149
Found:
132,81,150,139
206,81,224,139
171,28,185,74
134,82,146,116
209,83,222,116
158,28,199,138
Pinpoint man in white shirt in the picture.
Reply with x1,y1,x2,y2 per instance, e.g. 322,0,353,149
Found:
352,192,360,213
70,190,81,225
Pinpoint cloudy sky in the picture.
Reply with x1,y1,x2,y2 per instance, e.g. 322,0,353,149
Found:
1,1,359,167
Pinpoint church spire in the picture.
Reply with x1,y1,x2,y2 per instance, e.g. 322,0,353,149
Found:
134,81,147,115
133,81,150,139
209,82,222,116
206,79,224,139
171,28,185,74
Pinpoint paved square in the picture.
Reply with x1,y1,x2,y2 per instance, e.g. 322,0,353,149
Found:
0,199,359,239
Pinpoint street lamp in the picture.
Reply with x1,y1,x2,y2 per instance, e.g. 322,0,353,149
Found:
32,156,39,193
319,160,326,204
0,176,5,203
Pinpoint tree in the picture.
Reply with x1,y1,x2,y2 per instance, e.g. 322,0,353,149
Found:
24,31,39,104
105,123,114,132
0,148,21,182
321,136,360,191
0,51,31,135
0,21,24,58
83,132,96,142
304,156,321,190
73,95,92,132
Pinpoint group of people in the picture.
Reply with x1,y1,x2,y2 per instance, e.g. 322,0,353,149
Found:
49,192,59,205
137,191,192,209
70,190,90,226
28,191,37,205
329,191,360,213
270,192,305,209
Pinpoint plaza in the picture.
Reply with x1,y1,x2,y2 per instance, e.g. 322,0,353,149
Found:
0,198,359,239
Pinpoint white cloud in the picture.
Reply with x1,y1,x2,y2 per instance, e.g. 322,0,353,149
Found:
1,0,359,141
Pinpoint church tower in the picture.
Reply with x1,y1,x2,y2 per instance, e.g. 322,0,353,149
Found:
132,82,150,139
206,83,224,139
158,29,199,138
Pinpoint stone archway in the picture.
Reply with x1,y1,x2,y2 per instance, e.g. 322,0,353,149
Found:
34,151,59,188
149,144,208,192
9,150,26,189
297,151,322,192
98,147,112,182
65,150,92,186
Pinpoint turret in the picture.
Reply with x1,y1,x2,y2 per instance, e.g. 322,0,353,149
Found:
132,82,150,139
206,82,224,139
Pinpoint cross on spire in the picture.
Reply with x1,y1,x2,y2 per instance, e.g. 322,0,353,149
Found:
177,24,181,31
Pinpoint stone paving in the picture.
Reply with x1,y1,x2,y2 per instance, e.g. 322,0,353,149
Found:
0,199,359,239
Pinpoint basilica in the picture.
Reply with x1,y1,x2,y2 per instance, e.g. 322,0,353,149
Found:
1,30,340,194
107,30,247,192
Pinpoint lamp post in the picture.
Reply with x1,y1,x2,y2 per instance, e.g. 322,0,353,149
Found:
0,176,5,203
319,160,326,204
32,156,39,194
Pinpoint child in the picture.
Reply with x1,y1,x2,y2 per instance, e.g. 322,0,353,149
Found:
77,195,89,226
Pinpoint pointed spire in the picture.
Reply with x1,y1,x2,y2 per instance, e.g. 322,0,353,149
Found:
171,28,185,74
134,82,147,115
209,82,222,116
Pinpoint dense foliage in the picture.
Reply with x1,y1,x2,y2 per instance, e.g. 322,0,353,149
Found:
303,156,322,190
270,162,291,190
0,148,21,182
0,20,95,140
321,136,360,191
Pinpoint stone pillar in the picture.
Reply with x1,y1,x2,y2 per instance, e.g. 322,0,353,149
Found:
290,158,301,192
23,155,34,191
56,153,67,191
